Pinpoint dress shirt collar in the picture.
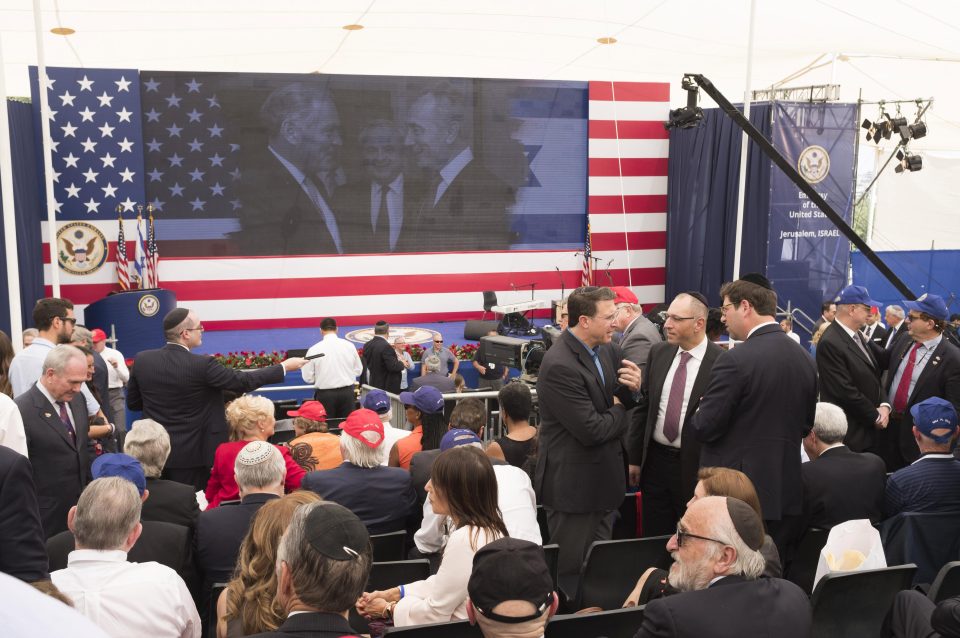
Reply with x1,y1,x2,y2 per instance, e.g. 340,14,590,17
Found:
915,333,942,352
439,146,473,190
819,443,846,456
911,453,955,465
373,173,403,196
35,381,63,411
834,319,860,340
746,320,778,339
567,328,600,358
67,549,128,566
680,335,709,361
31,337,56,349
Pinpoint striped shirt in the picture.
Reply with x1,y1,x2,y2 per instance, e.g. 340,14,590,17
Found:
883,455,960,518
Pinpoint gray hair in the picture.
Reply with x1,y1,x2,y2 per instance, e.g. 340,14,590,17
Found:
340,432,382,469
424,355,442,374
812,402,848,444
73,477,142,551
378,409,393,424
276,502,372,612
260,82,333,136
42,344,86,375
359,119,404,146
886,305,905,320
123,419,171,478
23,328,39,339
703,498,766,580
72,326,93,349
234,442,286,490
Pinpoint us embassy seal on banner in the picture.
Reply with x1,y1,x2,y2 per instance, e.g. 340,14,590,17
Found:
57,222,108,275
797,145,830,184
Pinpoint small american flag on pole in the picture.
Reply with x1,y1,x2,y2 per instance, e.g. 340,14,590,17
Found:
116,213,130,290
146,207,159,288
581,220,593,287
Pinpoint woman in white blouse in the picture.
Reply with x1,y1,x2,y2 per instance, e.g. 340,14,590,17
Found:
358,446,508,626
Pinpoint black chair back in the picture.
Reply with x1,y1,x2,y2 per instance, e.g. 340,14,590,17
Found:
575,536,672,610
371,530,407,562
810,563,917,638
543,544,560,593
545,606,645,638
483,291,498,313
881,511,960,585
537,505,550,544
929,560,960,603
612,492,639,539
208,582,228,638
384,619,483,636
369,559,432,590
786,527,828,594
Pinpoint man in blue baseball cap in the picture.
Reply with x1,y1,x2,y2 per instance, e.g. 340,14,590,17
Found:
883,293,960,469
817,285,891,459
883,397,960,518
362,388,411,465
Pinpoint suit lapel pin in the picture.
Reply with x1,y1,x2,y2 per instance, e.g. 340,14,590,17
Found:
44,412,52,418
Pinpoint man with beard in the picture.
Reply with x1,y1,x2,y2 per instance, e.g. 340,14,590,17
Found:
9,298,102,419
633,497,810,638
234,82,346,255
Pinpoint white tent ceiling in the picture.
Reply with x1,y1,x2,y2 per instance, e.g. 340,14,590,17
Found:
2,0,959,248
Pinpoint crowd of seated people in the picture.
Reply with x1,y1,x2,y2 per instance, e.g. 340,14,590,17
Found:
3,290,960,638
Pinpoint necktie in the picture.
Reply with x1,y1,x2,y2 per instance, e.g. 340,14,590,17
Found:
57,401,77,444
371,186,391,253
864,325,873,339
885,325,898,350
854,332,874,367
893,343,922,413
662,352,692,443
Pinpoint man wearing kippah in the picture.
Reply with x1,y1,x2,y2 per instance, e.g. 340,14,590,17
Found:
634,496,810,638
127,307,306,490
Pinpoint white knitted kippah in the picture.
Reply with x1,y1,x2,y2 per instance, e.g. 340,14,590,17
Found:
237,440,273,465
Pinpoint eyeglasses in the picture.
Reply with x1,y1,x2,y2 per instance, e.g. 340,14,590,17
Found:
664,314,696,323
675,523,729,548
58,316,77,326
719,303,737,315
434,340,443,344
184,325,205,333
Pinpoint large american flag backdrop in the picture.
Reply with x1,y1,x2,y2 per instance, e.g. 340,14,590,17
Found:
31,68,668,330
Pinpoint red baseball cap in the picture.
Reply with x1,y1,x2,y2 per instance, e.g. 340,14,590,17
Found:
287,401,327,421
341,409,385,448
91,328,108,343
611,286,638,305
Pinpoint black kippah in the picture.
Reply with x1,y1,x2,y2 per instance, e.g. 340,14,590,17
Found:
740,272,773,291
162,307,190,330
726,497,764,551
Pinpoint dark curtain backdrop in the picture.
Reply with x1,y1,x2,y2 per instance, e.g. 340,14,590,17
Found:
665,104,772,306
0,100,45,336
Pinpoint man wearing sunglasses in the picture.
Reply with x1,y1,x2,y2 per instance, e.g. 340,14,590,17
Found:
635,496,811,638
9,297,104,420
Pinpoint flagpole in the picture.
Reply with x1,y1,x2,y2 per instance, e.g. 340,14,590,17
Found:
32,0,60,297
0,30,24,350
732,0,757,281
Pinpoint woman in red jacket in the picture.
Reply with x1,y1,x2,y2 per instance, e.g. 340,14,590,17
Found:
205,394,305,507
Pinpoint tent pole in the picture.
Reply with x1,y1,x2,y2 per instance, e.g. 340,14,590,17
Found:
0,31,24,351
732,0,757,280
33,0,61,298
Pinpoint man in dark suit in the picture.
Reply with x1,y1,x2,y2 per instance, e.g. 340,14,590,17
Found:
535,286,641,578
634,496,811,638
410,355,456,393
195,441,285,586
801,402,887,529
250,502,370,638
16,344,91,538
629,292,722,536
127,307,305,490
0,446,49,581
124,418,200,530
884,294,960,469
691,275,817,551
404,83,515,251
884,304,909,351
301,409,416,534
362,321,406,394
816,285,891,457
813,300,837,332
232,82,347,256
862,306,888,346
337,120,425,254
612,286,662,376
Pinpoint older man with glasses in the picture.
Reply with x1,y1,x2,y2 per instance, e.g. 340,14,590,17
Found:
423,335,459,378
127,307,306,490
634,496,811,638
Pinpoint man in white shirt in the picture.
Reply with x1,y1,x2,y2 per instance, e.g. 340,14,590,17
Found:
0,393,27,456
91,329,129,432
9,297,102,418
51,476,200,638
302,317,362,425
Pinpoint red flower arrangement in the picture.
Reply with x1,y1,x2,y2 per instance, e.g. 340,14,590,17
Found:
213,350,286,369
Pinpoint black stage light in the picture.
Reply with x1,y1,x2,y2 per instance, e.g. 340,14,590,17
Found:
895,149,922,173
899,121,927,143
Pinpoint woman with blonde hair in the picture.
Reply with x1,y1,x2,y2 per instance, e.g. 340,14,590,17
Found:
216,490,323,637
205,394,305,508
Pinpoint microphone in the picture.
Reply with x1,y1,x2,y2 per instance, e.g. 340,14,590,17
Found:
556,266,565,300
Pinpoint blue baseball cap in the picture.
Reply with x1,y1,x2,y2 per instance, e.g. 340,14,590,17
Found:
910,397,959,443
362,389,391,414
440,428,482,451
903,293,949,322
398,386,444,415
836,285,880,308
92,453,146,496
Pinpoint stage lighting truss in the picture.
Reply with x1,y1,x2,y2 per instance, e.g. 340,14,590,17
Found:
862,100,929,146
895,149,922,174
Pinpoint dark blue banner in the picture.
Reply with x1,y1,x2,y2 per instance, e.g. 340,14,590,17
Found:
767,102,857,322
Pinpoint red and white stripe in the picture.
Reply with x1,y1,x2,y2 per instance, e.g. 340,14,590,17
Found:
588,81,669,307
41,80,669,329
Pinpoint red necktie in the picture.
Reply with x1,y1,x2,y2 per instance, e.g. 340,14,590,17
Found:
662,352,691,443
893,343,921,413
